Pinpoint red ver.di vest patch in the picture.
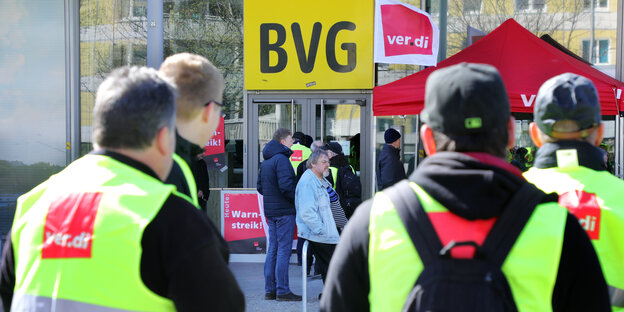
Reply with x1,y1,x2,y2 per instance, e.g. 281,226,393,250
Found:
558,190,601,240
41,192,101,259
291,150,303,162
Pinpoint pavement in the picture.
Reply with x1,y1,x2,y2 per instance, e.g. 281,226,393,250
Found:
230,262,324,312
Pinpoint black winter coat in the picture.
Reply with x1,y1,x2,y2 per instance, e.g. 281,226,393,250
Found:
331,154,361,219
376,144,406,190
257,140,296,217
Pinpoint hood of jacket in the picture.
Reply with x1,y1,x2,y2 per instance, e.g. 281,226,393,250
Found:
330,154,350,168
262,139,293,160
532,140,606,171
410,152,526,220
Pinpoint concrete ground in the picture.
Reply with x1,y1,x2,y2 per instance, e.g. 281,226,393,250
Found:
230,262,324,312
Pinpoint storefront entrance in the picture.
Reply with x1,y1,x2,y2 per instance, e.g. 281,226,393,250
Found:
245,92,375,199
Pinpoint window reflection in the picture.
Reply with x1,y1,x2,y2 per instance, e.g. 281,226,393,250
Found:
80,0,149,154
0,0,67,239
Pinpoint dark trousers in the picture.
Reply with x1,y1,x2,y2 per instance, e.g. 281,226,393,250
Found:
296,238,319,274
309,241,336,284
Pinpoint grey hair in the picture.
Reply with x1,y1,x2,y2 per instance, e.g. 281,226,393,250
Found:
93,66,177,150
307,150,328,169
273,128,292,142
310,140,324,152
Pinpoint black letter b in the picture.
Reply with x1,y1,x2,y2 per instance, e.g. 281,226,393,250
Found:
260,23,287,73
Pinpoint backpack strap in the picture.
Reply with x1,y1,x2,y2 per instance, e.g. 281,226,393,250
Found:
386,180,557,266
383,180,442,265
480,182,555,267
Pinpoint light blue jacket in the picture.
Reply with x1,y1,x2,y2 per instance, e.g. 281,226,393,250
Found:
295,169,340,244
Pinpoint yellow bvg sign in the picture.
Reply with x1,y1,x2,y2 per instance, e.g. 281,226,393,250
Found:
244,0,374,90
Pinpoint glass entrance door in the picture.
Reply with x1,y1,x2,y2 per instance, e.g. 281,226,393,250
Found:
316,100,363,172
246,93,373,199
256,100,303,167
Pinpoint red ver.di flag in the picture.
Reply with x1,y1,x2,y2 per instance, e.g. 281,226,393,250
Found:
374,0,439,66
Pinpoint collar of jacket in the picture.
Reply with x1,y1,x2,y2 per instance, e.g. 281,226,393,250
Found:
175,130,203,166
90,149,159,180
383,143,400,155
532,141,607,171
409,152,527,220
302,169,329,186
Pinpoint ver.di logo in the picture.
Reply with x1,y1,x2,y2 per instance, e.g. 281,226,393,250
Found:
381,4,434,57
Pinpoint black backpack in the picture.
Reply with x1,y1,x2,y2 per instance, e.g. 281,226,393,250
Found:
336,165,362,218
384,180,556,312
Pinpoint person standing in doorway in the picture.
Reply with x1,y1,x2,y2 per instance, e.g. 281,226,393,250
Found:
377,128,406,190
257,128,301,301
289,132,311,172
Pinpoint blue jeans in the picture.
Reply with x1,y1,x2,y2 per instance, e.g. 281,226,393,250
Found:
264,214,296,295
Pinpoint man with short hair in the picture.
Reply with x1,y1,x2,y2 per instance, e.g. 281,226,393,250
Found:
524,73,624,311
159,53,225,210
0,66,244,311
377,128,406,190
321,63,609,312
257,128,301,301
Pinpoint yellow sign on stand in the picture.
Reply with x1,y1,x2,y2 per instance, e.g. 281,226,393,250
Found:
244,0,374,90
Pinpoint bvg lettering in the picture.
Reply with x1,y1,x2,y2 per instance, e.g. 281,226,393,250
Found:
260,21,357,74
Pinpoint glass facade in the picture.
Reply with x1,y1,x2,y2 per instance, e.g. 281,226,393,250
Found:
80,0,149,154
79,0,244,192
0,0,68,237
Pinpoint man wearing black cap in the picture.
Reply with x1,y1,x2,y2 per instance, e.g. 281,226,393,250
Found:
525,73,624,311
321,63,609,312
376,128,406,190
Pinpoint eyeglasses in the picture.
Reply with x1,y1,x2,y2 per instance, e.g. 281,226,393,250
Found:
205,100,226,117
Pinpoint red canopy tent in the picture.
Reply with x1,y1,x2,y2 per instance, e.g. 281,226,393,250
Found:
373,19,624,116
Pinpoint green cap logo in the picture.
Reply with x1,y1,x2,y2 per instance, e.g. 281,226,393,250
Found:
465,117,482,129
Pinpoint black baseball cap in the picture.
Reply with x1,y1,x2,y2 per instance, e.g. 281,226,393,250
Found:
534,73,601,139
292,131,305,144
422,63,510,136
326,142,343,155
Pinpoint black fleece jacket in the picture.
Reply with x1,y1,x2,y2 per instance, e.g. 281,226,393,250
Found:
0,151,244,312
320,152,610,312
532,140,607,171
165,132,206,211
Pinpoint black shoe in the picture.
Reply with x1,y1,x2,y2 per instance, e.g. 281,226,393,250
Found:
276,292,302,301
265,292,276,300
